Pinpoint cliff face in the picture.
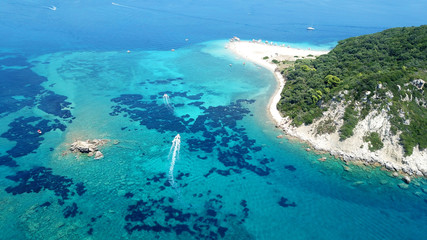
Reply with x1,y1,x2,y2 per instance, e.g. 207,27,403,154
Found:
279,92,427,176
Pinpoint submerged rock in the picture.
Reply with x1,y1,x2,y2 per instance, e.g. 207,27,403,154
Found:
94,151,104,160
343,165,351,172
352,181,364,186
398,183,409,189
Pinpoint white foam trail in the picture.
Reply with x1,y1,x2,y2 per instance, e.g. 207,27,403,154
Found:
112,2,134,9
45,6,57,11
163,94,173,111
168,134,181,186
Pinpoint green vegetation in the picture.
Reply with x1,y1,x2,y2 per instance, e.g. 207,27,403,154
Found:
282,60,293,64
363,132,384,151
278,25,427,154
301,65,316,72
263,56,269,60
339,105,359,140
316,118,337,135
272,59,279,64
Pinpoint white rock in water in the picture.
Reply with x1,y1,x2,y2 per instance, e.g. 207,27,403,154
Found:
402,176,411,184
70,139,109,159
94,151,104,160
70,140,92,153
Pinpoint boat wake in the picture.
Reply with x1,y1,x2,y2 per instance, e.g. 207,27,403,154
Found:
112,2,134,9
45,5,57,11
163,93,174,111
168,134,181,187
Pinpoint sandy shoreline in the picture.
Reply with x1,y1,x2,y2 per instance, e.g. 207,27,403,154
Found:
226,40,329,127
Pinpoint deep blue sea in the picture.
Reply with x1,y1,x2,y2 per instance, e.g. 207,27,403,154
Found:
0,1,426,239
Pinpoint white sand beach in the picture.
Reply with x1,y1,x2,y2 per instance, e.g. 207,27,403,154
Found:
226,40,329,126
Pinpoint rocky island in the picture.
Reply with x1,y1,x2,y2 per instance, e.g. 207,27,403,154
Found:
69,139,109,159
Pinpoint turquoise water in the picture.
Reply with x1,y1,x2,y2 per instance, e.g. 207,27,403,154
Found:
1,1,426,239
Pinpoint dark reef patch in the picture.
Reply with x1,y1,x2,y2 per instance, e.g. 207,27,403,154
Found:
111,94,274,176
40,201,52,208
176,171,190,181
204,168,217,178
146,172,167,183
159,91,204,100
124,192,250,239
0,55,72,163
215,168,242,176
0,56,73,120
146,77,184,85
63,202,79,218
110,94,190,133
75,182,87,196
5,167,85,202
0,68,45,116
185,99,272,176
0,155,18,167
278,197,297,208
0,116,66,158
125,192,134,198
37,90,73,120
125,169,251,238
0,55,29,67
188,101,205,107
145,171,190,191
284,165,296,171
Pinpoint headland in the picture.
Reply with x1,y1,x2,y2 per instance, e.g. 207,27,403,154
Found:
227,38,427,177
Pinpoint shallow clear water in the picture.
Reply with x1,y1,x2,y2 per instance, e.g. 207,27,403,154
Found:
0,1,426,239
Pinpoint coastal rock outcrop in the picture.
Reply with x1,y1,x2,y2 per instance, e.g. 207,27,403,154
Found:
277,102,427,177
70,139,108,159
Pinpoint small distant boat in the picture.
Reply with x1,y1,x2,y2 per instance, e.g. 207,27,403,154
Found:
307,27,315,30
